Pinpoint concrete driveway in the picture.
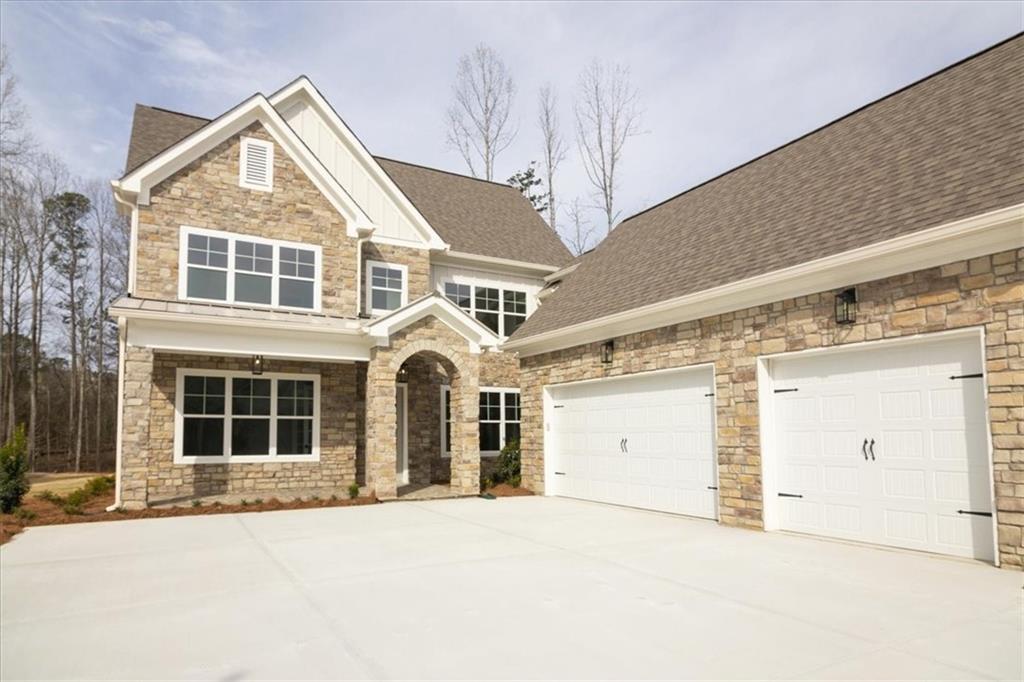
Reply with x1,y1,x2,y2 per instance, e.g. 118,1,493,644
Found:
2,496,1020,680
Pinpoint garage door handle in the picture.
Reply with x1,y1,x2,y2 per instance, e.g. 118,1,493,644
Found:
956,509,992,517
868,439,876,461
554,471,566,476
862,439,869,461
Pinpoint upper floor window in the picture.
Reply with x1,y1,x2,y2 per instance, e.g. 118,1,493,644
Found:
444,282,528,337
179,227,321,311
239,137,274,191
366,260,408,316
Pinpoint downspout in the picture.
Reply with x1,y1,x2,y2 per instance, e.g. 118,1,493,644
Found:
354,226,376,318
107,317,127,511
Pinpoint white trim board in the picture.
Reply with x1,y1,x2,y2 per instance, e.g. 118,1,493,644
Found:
505,203,1024,357
365,293,502,352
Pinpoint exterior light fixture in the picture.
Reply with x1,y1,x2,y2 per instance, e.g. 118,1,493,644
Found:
835,288,857,325
397,366,409,383
600,340,614,364
250,354,265,375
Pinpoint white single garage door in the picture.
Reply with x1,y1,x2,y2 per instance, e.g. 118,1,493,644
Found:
547,368,717,519
768,334,994,561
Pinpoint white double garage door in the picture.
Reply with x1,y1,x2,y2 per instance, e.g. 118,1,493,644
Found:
545,333,995,562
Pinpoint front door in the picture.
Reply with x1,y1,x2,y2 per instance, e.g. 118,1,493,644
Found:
396,383,408,486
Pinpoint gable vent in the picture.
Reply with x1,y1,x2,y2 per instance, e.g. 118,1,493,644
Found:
239,137,274,191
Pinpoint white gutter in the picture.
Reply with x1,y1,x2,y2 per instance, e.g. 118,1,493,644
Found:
504,203,1024,357
434,250,563,276
108,318,127,511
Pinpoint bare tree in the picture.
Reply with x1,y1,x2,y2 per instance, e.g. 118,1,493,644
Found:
537,84,567,232
560,197,596,257
446,44,517,181
574,60,643,234
0,44,32,164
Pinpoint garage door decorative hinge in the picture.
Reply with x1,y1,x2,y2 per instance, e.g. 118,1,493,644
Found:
706,486,718,490
949,373,983,380
705,392,715,397
777,492,804,498
553,405,565,409
773,388,799,394
554,471,566,476
956,509,992,517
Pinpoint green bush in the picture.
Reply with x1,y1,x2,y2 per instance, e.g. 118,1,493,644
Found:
0,426,30,513
493,439,521,486
13,507,36,521
347,482,360,499
36,489,62,505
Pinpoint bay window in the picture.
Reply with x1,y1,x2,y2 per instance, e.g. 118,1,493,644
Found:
175,369,320,463
441,387,520,456
179,227,321,311
443,282,528,337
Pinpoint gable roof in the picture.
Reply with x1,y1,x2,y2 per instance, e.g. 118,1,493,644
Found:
375,158,572,267
508,33,1024,347
120,85,572,267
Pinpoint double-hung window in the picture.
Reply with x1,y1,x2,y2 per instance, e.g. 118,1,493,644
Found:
179,227,321,311
441,387,520,456
443,282,528,337
365,260,408,315
176,369,319,463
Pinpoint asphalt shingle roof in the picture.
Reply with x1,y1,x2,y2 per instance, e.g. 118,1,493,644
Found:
511,34,1024,342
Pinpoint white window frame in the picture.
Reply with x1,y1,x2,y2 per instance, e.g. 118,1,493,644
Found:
178,226,322,312
440,386,520,458
174,368,320,464
365,259,409,317
239,136,274,192
442,281,527,338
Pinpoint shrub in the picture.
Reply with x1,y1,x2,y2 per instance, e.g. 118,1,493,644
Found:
330,494,339,502
13,507,36,521
0,425,30,513
191,499,201,507
493,439,521,486
62,502,84,515
36,489,62,505
254,498,263,505
240,499,249,506
347,482,360,499
83,476,114,497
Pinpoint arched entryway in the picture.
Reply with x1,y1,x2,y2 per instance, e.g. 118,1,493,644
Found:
366,336,481,500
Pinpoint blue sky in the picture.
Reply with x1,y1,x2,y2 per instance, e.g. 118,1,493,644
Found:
2,1,1020,235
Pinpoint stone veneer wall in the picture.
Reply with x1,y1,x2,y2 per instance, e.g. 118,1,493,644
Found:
362,242,431,305
120,349,361,507
518,249,1024,567
134,122,358,316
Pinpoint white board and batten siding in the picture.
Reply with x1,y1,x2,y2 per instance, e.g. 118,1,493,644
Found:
766,333,995,562
281,100,424,245
545,367,719,520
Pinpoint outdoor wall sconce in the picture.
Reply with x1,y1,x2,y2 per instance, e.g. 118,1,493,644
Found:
601,340,615,364
397,366,409,383
250,354,264,375
835,288,857,325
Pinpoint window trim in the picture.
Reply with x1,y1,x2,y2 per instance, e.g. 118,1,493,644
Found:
239,136,274,192
365,259,409,317
440,386,520,458
173,368,320,464
442,281,527,338
177,226,322,313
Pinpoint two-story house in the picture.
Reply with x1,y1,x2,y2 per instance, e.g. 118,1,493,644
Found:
109,76,572,508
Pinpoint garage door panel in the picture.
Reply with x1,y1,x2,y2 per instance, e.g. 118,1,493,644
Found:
772,335,994,562
548,368,717,520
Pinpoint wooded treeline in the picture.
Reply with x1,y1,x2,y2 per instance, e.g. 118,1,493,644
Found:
1,46,127,472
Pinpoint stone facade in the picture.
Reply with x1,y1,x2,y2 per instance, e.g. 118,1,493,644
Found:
519,249,1024,568
364,316,481,499
135,122,358,317
120,350,361,507
362,242,431,305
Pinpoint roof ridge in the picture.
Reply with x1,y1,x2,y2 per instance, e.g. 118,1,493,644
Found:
374,155,518,190
617,30,1024,228
138,103,212,122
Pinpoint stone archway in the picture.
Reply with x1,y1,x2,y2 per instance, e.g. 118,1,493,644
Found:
365,319,481,500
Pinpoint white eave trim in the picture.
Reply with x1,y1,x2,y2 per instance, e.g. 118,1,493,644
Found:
364,293,502,353
110,303,365,336
504,203,1024,357
112,93,374,235
268,77,449,251
433,250,563,277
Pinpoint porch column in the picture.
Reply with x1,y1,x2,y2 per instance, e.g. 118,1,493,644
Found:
120,345,154,509
366,349,399,500
449,353,481,496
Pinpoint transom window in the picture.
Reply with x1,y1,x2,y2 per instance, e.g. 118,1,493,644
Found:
443,282,528,337
441,387,520,456
178,227,321,311
175,369,319,463
366,260,408,315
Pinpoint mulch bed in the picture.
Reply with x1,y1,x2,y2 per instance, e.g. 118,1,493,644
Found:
0,491,378,545
485,483,533,497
